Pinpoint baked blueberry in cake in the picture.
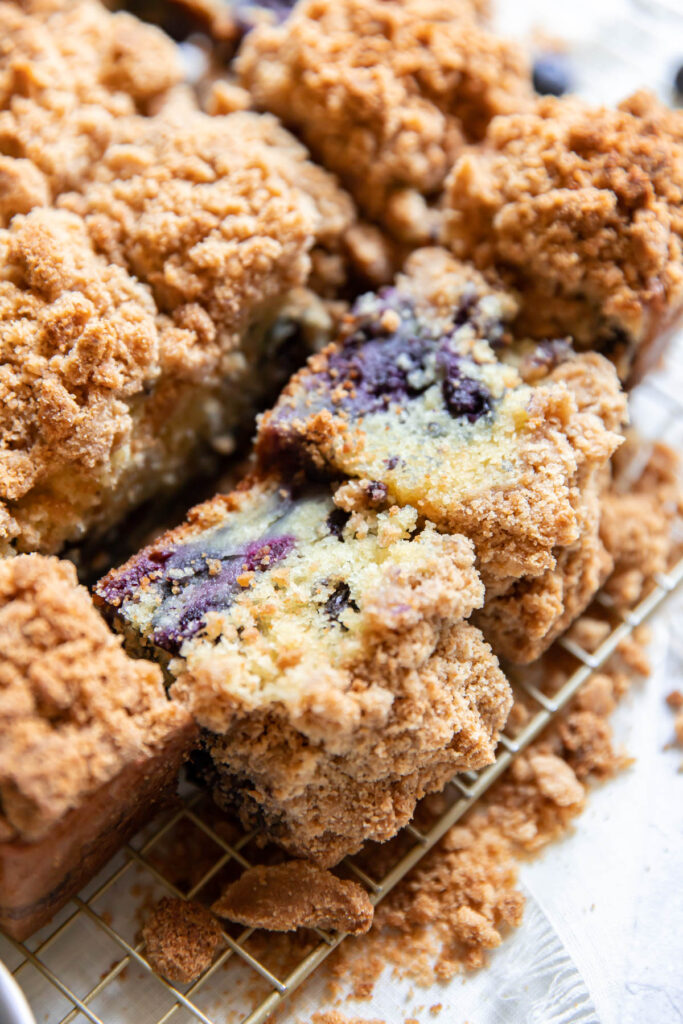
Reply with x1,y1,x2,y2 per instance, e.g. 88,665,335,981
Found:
96,474,512,863
258,248,627,613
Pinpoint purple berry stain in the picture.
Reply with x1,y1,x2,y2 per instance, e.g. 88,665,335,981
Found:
265,286,495,455
98,505,298,653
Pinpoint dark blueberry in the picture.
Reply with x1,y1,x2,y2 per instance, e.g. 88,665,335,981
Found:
326,507,350,541
364,480,388,505
442,375,491,422
149,533,296,651
323,582,359,629
437,346,492,423
675,63,683,97
386,456,400,470
532,55,572,97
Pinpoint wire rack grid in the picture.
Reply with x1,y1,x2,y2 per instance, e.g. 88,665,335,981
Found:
1,359,681,1024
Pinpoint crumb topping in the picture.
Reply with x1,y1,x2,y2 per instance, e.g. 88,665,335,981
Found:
0,0,183,211
0,554,191,841
445,92,683,363
60,109,354,332
237,0,532,223
0,209,161,507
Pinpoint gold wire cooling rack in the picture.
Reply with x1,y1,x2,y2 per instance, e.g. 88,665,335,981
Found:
2,363,683,1024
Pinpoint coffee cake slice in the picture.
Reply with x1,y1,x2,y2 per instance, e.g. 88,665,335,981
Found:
96,474,511,864
0,555,196,939
258,248,626,626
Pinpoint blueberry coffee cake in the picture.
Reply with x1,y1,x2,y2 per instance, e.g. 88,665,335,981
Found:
95,474,511,863
258,247,627,659
1,0,681,952
237,0,532,239
0,554,196,939
445,92,683,384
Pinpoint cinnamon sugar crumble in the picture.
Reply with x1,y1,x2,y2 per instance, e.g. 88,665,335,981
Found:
0,554,192,842
212,862,374,935
445,92,683,380
142,897,223,984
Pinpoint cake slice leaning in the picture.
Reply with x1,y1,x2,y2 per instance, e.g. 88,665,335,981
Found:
95,474,512,865
257,247,628,662
0,555,197,940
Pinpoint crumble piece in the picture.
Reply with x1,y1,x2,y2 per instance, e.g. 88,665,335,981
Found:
0,554,196,938
310,1014,386,1024
445,92,683,383
212,861,374,934
258,247,626,661
0,0,183,215
237,0,532,230
142,897,223,983
96,473,511,863
527,753,585,807
667,692,683,751
60,107,355,311
601,439,682,607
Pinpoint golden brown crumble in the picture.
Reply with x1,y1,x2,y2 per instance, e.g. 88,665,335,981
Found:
309,1014,386,1024
237,0,532,227
142,897,223,984
666,691,683,758
212,862,374,935
60,108,355,322
445,92,683,380
0,0,183,214
601,439,682,606
0,554,192,841
476,351,627,662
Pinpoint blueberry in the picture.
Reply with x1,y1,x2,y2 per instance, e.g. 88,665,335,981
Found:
326,508,350,541
675,63,683,97
442,375,491,423
532,55,572,97
324,582,359,629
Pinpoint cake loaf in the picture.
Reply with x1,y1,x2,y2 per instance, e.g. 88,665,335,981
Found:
0,0,355,557
0,555,197,940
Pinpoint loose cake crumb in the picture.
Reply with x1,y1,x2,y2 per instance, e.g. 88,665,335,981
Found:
212,862,374,935
142,897,223,984
310,1013,385,1024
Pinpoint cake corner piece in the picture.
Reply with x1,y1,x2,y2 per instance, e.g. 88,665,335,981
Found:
0,553,197,940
